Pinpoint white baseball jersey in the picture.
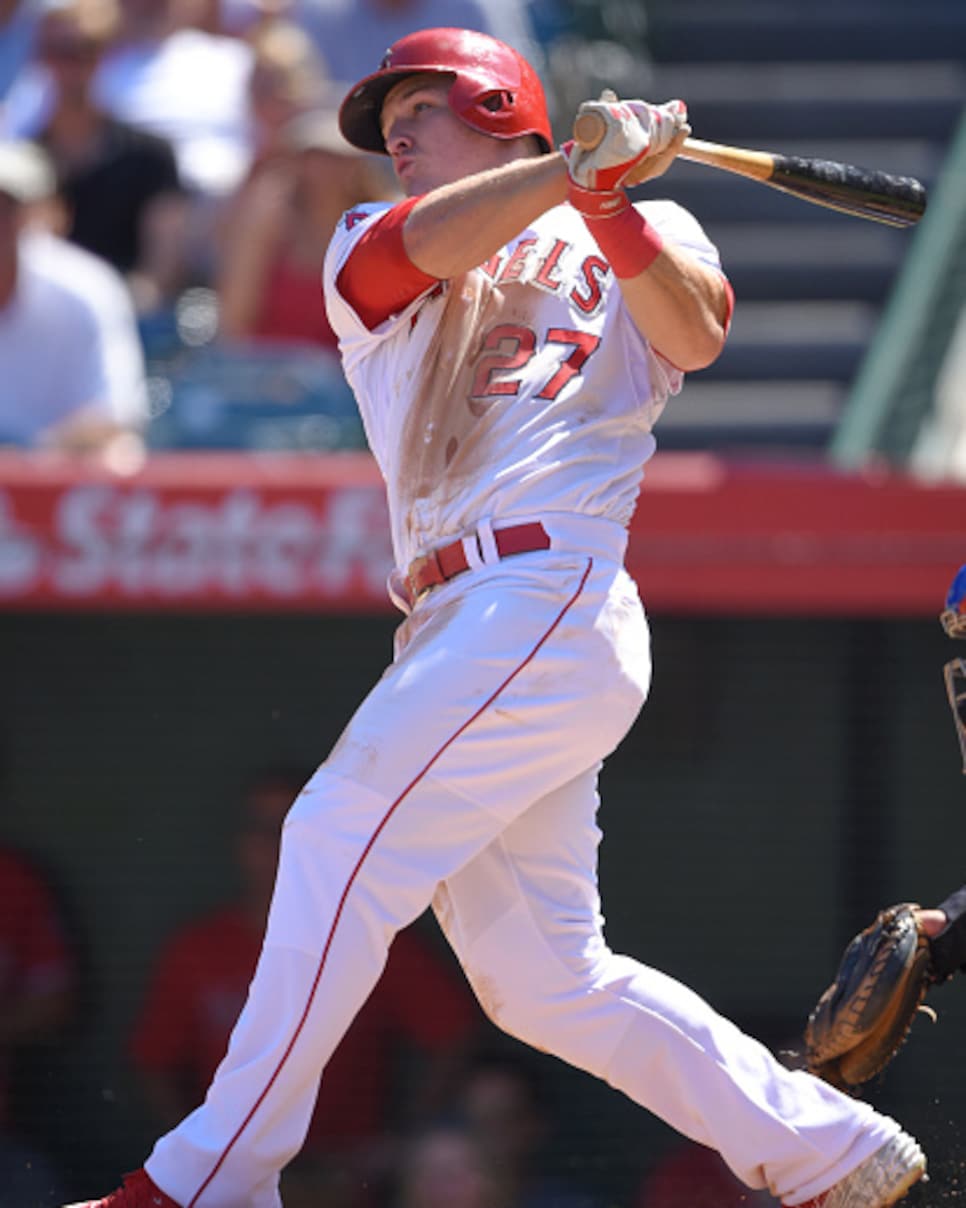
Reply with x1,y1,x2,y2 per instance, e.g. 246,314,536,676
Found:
324,199,723,573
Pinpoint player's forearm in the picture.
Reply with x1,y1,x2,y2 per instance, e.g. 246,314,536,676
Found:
402,154,568,280
930,885,966,976
616,243,730,371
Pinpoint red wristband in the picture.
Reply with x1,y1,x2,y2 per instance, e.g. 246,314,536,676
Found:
566,178,630,218
582,204,664,278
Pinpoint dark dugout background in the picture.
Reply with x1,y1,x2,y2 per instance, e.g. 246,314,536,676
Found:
1,608,963,1204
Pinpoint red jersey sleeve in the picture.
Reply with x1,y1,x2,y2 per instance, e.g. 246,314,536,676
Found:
336,196,440,330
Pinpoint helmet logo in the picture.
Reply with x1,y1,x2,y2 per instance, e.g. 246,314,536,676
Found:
380,47,393,69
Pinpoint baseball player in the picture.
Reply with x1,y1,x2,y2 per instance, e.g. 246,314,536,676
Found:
804,562,966,1089
68,28,928,1208
916,564,966,975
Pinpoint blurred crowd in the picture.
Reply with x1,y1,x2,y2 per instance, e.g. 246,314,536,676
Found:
0,0,645,463
2,0,963,468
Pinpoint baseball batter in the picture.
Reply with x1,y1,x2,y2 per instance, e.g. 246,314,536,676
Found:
70,29,927,1208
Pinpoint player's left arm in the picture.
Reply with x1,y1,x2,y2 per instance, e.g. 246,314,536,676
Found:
611,239,730,372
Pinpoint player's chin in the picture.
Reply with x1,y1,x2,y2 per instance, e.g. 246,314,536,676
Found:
394,159,421,192
396,159,452,196
402,171,441,197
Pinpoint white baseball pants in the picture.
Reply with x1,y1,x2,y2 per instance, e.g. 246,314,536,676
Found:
144,528,900,1207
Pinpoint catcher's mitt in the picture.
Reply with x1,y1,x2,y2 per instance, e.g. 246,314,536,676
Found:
804,903,937,1091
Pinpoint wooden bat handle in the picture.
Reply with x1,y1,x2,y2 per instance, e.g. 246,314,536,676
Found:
573,110,608,150
676,138,774,179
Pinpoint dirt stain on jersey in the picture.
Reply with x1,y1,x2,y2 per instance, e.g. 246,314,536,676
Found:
464,968,505,1025
399,270,525,542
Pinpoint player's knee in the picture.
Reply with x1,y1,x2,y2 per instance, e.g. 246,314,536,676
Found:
466,974,544,1043
462,945,610,1043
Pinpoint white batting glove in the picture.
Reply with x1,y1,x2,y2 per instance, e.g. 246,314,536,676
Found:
563,93,689,193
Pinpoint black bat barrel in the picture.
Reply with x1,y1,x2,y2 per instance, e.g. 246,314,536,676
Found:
770,156,928,228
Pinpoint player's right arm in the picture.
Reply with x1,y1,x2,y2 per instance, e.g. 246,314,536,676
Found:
394,154,568,279
335,155,566,331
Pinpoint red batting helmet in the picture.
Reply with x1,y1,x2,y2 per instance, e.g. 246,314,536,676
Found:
338,27,553,155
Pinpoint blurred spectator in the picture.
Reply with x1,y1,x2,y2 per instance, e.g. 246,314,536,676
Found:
283,0,546,95
91,0,255,199
522,0,570,49
459,1052,602,1208
210,0,295,41
0,0,42,101
179,0,230,35
0,139,149,461
636,1138,780,1208
216,101,396,348
0,838,76,1204
129,769,482,1207
530,0,652,138
245,18,329,159
32,0,191,314
392,1123,509,1208
4,0,255,201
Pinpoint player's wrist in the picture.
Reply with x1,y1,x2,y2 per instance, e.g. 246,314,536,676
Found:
560,139,664,278
578,201,665,279
565,176,631,218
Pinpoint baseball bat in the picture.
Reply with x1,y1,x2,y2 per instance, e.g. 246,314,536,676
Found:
573,111,927,228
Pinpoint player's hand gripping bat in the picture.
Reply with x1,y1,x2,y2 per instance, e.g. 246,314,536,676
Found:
573,110,927,228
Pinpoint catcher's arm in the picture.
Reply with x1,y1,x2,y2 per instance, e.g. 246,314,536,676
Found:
929,885,966,980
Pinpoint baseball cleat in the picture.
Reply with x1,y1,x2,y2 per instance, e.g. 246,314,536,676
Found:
786,1131,926,1208
63,1167,181,1208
